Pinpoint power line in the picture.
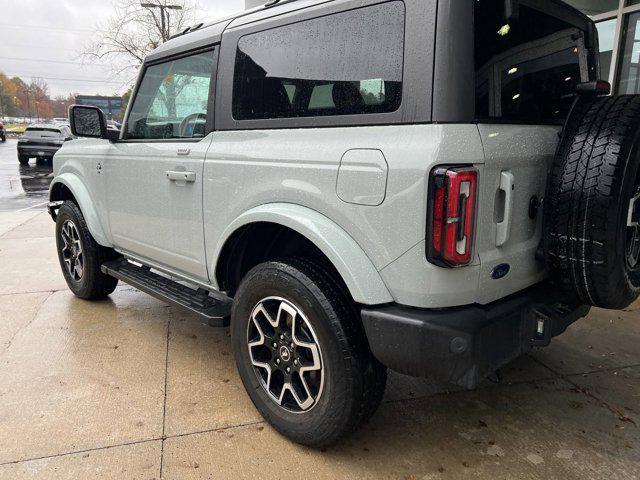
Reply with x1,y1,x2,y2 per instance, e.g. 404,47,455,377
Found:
1,43,78,52
4,74,127,85
0,23,94,34
0,56,129,68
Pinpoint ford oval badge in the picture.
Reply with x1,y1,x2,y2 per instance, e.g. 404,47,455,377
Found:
491,263,510,280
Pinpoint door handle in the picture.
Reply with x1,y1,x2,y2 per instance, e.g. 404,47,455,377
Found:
166,170,196,182
496,171,515,247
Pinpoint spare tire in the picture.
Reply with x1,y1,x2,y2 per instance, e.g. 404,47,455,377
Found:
543,94,640,310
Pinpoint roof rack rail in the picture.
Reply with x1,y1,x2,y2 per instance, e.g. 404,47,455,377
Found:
264,0,299,8
166,0,300,41
168,21,204,40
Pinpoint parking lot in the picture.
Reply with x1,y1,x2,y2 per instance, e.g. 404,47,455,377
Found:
0,141,638,479
0,139,52,212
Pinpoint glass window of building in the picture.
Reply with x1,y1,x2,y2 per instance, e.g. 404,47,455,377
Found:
474,2,587,123
618,11,640,94
597,19,618,80
563,1,620,16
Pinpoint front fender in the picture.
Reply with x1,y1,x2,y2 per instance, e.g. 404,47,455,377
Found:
212,203,394,305
49,173,109,247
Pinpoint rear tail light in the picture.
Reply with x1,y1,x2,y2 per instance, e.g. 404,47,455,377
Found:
427,166,478,267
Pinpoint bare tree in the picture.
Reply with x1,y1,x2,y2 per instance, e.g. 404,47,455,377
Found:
81,0,198,117
82,0,197,73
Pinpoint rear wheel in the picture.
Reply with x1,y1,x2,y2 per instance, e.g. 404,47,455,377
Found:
55,201,119,299
231,258,386,447
544,95,640,309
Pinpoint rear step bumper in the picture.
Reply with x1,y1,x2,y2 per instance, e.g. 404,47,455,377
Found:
101,259,231,326
361,283,590,389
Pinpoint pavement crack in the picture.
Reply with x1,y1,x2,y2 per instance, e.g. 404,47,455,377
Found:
530,355,638,428
0,211,43,239
159,319,171,479
0,420,268,468
165,420,266,441
0,289,59,297
0,291,54,358
0,437,161,467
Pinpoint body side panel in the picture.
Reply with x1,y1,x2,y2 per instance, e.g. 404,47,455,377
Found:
51,139,113,246
210,203,394,304
102,135,214,281
203,124,485,307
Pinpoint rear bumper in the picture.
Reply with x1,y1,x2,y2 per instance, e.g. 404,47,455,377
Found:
361,283,590,389
17,145,61,156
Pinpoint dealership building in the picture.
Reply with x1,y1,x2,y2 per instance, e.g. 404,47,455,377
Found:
244,0,640,95
565,0,640,94
75,95,123,121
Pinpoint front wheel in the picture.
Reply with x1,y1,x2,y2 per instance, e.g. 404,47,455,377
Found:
231,258,386,447
18,154,29,165
55,201,119,299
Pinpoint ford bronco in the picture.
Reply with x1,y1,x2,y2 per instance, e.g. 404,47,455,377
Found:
48,0,640,446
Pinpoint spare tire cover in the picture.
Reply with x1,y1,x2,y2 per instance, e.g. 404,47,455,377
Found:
543,95,640,310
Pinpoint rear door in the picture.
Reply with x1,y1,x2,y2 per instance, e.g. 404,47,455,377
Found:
473,2,592,303
104,48,217,280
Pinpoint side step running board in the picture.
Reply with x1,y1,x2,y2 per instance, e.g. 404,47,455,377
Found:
101,259,231,326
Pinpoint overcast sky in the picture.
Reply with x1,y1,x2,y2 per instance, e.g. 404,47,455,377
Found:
0,0,245,97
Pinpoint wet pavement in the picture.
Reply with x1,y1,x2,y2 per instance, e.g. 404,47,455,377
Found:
0,139,54,212
0,212,639,479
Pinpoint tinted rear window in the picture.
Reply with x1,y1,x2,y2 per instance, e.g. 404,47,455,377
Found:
474,2,586,123
232,2,404,121
24,128,62,137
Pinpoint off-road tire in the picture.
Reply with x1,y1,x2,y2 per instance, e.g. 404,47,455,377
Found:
55,201,119,299
231,258,387,447
544,95,640,309
18,154,29,165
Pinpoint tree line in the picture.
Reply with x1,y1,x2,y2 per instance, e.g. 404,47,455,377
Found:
0,74,79,120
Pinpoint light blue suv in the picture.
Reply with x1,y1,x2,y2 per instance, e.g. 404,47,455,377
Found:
48,0,640,446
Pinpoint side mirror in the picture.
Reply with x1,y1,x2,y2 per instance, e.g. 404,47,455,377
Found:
69,105,119,141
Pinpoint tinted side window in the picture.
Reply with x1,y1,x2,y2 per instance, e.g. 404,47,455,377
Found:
125,50,214,140
474,2,586,123
232,2,404,121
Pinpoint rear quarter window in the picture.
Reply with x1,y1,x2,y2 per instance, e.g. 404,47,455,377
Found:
232,2,405,121
474,1,588,124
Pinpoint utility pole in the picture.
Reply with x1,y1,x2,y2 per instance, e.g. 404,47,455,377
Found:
140,2,183,42
25,90,31,122
0,81,4,119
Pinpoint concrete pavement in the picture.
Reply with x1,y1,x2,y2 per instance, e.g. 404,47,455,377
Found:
0,211,638,479
0,139,53,212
